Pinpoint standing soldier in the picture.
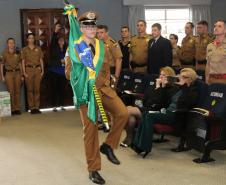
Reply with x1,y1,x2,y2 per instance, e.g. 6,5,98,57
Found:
130,20,152,73
96,25,122,82
118,26,130,71
206,20,226,84
64,7,128,184
179,22,196,69
0,38,23,115
195,20,214,71
169,34,181,71
21,33,44,114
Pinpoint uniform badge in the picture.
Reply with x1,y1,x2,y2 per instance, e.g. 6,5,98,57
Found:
211,99,216,106
128,43,131,47
87,12,96,20
35,48,39,52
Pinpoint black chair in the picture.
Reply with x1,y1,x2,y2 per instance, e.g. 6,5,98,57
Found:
117,70,134,92
196,69,205,82
186,83,226,163
144,74,158,91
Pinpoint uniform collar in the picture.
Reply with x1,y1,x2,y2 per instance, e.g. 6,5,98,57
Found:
27,45,37,50
5,49,15,55
138,33,148,38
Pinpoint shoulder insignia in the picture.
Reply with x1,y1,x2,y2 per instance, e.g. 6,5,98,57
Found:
110,38,116,44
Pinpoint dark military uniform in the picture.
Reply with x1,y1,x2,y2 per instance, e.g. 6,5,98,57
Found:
118,39,130,70
195,33,214,71
21,46,43,110
172,45,181,68
179,35,196,68
1,50,22,112
104,37,122,75
130,34,152,73
206,38,226,84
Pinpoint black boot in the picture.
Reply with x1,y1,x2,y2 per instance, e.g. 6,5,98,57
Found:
100,143,120,165
89,171,105,184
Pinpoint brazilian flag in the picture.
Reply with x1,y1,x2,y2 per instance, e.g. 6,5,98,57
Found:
64,4,105,123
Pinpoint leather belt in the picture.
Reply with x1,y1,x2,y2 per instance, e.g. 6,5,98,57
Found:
210,74,226,79
130,61,147,68
197,60,207,65
6,69,20,72
180,59,195,65
26,64,41,68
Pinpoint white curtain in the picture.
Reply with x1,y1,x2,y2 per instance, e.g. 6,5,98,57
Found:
128,6,145,36
190,5,211,32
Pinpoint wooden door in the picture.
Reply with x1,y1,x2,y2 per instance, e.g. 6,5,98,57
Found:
20,9,73,109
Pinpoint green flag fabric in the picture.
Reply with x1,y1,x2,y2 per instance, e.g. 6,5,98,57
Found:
64,4,105,123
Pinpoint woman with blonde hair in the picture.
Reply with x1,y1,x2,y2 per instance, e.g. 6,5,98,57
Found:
120,66,178,147
132,67,200,157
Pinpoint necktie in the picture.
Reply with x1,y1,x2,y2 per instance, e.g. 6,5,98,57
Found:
89,44,95,55
151,39,156,47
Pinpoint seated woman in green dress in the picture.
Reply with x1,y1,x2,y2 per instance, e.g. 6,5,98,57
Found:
132,68,200,158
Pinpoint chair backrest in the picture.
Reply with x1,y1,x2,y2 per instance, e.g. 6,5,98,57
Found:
117,70,134,92
194,79,209,107
196,70,206,82
202,83,226,118
144,74,158,91
132,73,147,94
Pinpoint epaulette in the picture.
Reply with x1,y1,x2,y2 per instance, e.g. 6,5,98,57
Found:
110,38,116,44
131,35,136,38
208,33,215,39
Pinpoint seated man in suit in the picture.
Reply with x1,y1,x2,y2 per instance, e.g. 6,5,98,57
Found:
147,23,172,74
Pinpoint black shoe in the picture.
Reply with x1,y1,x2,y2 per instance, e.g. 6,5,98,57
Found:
100,143,120,165
142,150,151,158
130,144,144,155
61,106,66,111
11,111,17,115
14,110,21,115
171,145,191,152
53,107,58,112
30,109,36,114
34,109,42,114
89,171,105,184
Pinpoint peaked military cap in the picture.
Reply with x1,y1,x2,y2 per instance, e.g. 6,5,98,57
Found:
78,11,99,25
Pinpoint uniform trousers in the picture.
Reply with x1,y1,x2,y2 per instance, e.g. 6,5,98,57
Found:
25,67,42,110
79,88,128,171
5,71,21,111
